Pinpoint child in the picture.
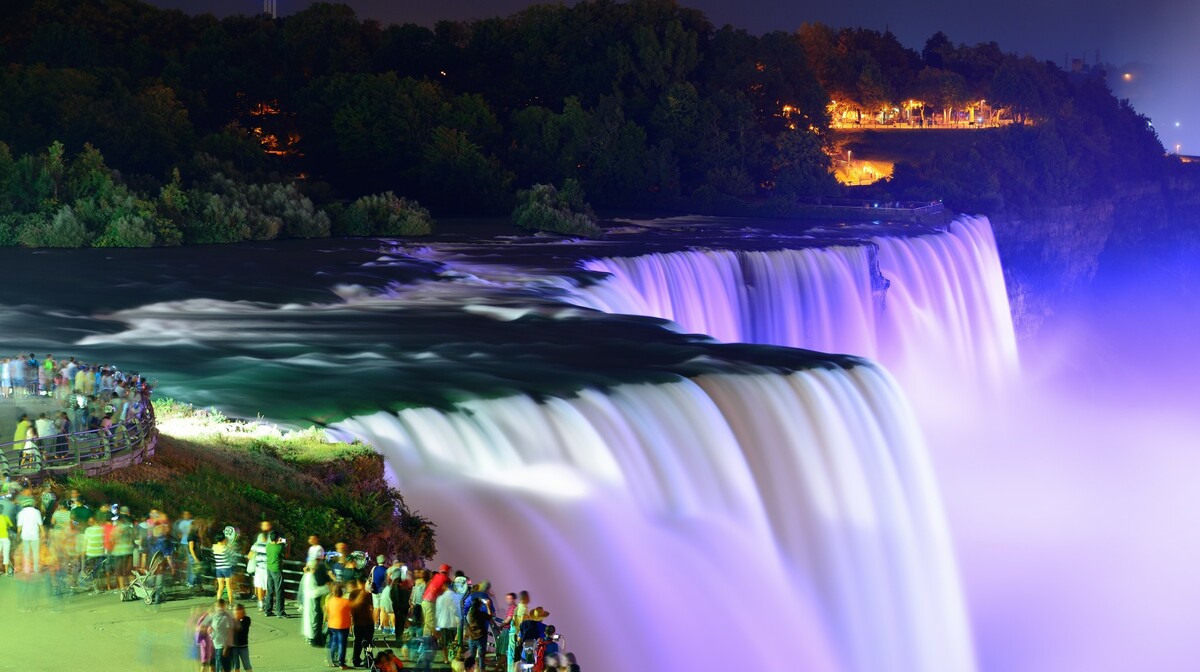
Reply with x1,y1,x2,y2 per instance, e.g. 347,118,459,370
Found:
229,604,253,671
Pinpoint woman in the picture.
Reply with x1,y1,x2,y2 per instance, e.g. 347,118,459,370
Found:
248,529,269,611
212,532,234,605
301,559,332,646
325,582,352,670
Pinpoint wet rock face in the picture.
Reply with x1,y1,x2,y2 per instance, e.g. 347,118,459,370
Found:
990,202,1116,340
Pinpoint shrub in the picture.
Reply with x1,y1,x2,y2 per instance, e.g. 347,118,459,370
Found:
513,179,603,238
19,206,89,247
334,192,434,237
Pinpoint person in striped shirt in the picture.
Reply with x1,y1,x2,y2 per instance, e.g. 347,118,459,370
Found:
213,532,236,605
81,517,107,587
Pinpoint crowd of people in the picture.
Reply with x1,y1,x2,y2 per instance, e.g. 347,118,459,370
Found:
1,353,153,470
0,482,580,672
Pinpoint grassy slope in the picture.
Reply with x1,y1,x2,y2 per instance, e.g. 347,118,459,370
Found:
70,401,435,561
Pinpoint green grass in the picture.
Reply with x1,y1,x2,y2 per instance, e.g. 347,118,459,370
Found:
69,400,436,562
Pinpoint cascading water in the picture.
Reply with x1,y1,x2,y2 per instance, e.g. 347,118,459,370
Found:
331,364,975,672
570,216,1019,390
38,220,1002,672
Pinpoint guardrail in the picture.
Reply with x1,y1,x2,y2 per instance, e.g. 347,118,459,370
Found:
0,405,157,480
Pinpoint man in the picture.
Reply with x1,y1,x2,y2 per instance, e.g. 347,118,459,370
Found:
34,413,55,455
496,592,517,664
263,531,289,618
348,578,376,668
207,599,235,672
369,554,389,627
82,516,107,585
306,535,325,564
16,500,42,574
421,564,451,637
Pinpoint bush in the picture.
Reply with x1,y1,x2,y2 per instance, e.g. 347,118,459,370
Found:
19,206,89,247
334,192,434,237
512,179,603,238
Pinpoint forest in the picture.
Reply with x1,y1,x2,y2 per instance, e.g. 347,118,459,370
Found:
0,0,1169,246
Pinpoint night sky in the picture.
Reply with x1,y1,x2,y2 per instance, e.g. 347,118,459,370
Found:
146,0,1199,152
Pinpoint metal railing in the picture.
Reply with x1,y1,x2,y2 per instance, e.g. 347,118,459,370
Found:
0,406,157,479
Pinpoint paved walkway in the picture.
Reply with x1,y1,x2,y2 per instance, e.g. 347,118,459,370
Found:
0,575,456,671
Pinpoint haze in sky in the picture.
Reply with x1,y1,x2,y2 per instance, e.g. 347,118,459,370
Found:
147,0,1198,153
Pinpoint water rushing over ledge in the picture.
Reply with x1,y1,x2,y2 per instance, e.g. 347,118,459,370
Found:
0,215,1012,672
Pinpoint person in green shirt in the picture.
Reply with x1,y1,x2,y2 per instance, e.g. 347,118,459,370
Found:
263,530,289,617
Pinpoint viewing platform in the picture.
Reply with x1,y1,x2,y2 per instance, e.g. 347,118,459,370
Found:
0,382,157,482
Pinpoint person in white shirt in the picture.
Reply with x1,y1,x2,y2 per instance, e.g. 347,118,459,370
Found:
16,504,42,574
306,535,325,564
34,413,55,455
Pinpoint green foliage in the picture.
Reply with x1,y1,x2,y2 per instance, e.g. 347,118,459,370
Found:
0,2,1170,221
513,179,604,238
334,192,434,237
19,206,87,247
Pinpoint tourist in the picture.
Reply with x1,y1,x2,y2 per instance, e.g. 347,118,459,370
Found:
213,531,235,605
299,560,328,646
369,554,389,627
54,412,71,458
325,582,352,670
111,508,135,591
461,580,496,669
516,606,550,668
20,422,38,470
188,519,208,590
0,358,11,398
263,530,288,618
82,516,107,584
348,578,376,668
35,413,55,454
16,498,42,574
228,603,254,671
248,521,270,610
384,563,412,637
307,534,325,564
506,591,529,672
496,592,517,664
13,413,30,447
407,569,427,646
435,574,464,663
0,504,11,575
205,599,235,672
422,563,451,637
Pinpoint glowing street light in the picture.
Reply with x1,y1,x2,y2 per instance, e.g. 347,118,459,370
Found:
1123,73,1133,81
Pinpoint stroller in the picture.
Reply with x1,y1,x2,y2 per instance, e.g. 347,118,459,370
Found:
123,551,167,604
364,636,404,672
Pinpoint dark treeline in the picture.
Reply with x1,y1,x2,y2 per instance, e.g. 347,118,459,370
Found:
0,0,1169,246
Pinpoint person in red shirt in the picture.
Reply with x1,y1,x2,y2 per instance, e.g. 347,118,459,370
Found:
421,563,451,636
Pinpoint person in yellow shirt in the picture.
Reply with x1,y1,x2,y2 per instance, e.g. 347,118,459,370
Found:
13,414,31,444
0,510,11,575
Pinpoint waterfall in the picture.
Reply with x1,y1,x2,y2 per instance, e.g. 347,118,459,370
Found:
571,216,1018,388
331,364,974,672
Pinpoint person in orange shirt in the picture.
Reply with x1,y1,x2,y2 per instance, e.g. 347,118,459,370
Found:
325,583,353,670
